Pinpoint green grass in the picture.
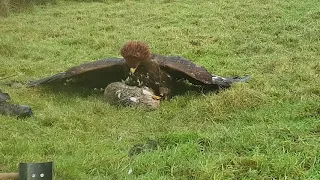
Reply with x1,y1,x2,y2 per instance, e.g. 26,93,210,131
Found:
0,0,56,17
1,0,320,179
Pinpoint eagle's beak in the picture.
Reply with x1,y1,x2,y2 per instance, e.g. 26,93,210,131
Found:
130,68,136,74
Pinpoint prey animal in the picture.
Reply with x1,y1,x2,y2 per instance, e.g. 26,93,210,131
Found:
104,82,159,110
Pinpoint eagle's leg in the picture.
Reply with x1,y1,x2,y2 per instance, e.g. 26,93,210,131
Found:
159,87,171,100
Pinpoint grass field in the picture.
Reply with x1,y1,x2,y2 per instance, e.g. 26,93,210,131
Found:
1,0,320,179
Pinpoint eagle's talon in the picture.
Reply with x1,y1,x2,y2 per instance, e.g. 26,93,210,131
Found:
152,95,161,100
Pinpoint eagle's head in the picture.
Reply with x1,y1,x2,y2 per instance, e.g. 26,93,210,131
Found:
120,41,151,74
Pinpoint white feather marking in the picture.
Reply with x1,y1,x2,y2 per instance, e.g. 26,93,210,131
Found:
212,75,226,82
116,90,122,98
129,97,137,103
142,89,153,96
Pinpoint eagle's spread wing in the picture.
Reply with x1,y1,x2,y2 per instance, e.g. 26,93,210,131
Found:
27,58,128,88
153,54,231,88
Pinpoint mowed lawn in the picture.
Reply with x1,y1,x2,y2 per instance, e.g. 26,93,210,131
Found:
0,0,320,179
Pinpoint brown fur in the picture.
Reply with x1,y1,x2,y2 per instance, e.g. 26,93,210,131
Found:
104,82,160,110
120,41,151,68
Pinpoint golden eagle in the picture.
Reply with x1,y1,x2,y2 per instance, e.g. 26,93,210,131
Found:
27,41,249,99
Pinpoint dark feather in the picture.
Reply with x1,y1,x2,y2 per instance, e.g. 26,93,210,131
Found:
27,58,128,88
153,54,226,88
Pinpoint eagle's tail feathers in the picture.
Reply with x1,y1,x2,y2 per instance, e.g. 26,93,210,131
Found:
26,72,66,87
211,74,251,88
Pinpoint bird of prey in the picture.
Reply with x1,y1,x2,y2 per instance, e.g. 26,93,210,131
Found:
27,41,249,99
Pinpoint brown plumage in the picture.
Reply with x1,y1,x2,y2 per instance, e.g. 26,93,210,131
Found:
120,41,151,69
27,41,250,99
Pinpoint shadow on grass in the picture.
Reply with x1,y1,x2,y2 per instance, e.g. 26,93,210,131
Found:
33,85,103,99
129,132,212,158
